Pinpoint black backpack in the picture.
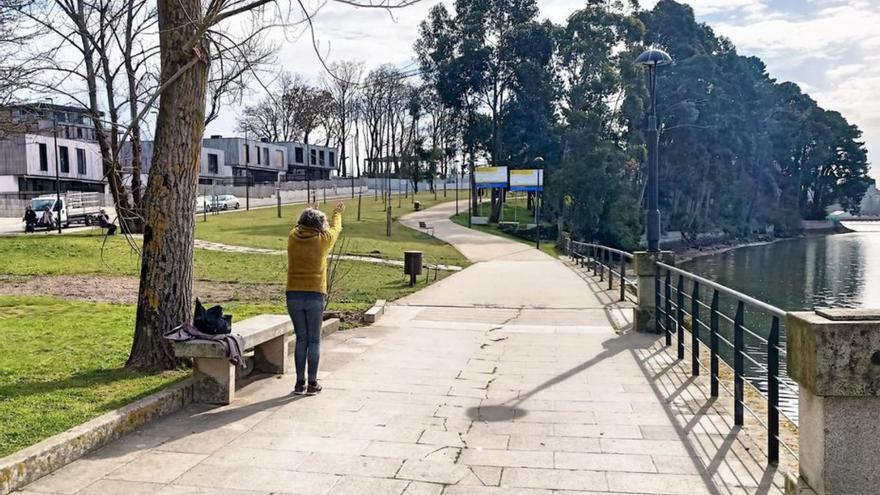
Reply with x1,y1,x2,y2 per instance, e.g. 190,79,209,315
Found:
193,299,232,335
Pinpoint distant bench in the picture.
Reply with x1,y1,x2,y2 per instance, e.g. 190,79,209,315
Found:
171,314,291,404
418,221,434,236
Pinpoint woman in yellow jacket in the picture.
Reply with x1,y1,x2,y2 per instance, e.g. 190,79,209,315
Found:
287,201,344,395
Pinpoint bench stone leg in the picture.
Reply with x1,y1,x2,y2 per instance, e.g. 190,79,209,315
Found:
193,357,235,405
253,334,289,374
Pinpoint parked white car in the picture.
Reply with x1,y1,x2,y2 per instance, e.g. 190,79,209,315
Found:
213,194,241,210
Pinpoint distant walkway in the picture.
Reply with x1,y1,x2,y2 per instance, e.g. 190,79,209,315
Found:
400,201,547,263
19,202,784,494
193,239,463,272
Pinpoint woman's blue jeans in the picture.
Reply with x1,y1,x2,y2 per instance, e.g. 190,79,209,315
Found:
286,291,325,384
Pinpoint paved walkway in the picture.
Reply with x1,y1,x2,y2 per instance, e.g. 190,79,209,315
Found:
17,202,785,494
192,239,463,272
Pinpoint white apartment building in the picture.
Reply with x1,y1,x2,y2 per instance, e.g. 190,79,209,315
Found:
0,103,106,195
124,136,339,185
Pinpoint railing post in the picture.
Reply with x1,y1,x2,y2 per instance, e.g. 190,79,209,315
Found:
767,316,779,465
654,265,661,335
710,290,720,397
785,310,880,495
619,256,626,302
592,246,598,276
691,281,700,376
631,251,674,334
733,301,745,426
664,270,672,346
676,274,685,360
608,251,614,291
599,249,605,282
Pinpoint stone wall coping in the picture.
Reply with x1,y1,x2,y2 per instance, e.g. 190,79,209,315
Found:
787,310,880,397
815,308,880,321
0,379,195,495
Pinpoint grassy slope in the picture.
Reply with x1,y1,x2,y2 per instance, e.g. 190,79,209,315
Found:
194,192,468,267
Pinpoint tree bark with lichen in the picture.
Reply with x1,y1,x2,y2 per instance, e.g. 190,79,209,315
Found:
126,0,209,370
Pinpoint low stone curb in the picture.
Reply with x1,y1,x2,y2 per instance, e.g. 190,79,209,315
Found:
0,378,196,495
321,317,340,336
363,299,387,324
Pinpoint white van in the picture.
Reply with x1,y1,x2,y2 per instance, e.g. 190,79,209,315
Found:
29,192,102,230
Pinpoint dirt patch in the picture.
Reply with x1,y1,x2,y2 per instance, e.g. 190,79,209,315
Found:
0,275,285,305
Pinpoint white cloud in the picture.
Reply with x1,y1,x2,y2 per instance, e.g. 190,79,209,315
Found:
640,0,767,17
707,1,880,172
812,70,880,172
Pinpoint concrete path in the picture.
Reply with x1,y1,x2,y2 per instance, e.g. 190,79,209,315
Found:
16,202,786,494
191,239,463,272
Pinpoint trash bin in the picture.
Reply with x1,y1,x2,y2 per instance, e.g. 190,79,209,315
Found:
414,201,421,211
404,251,423,286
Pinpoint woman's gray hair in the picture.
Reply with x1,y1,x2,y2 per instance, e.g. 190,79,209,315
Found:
298,208,328,231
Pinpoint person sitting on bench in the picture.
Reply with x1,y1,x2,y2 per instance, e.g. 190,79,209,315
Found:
97,209,117,235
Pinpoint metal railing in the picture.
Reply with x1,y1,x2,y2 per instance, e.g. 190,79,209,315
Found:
655,261,797,465
566,239,635,302
560,235,797,466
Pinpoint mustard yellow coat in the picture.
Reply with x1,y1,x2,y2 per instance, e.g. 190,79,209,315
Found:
286,211,342,294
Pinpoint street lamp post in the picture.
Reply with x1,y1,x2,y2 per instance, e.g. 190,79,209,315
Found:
44,99,62,234
468,158,474,228
634,48,673,252
533,157,544,250
454,161,460,216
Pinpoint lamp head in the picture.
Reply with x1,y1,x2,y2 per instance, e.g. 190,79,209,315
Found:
634,48,673,68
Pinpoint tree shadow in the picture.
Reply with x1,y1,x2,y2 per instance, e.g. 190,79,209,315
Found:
466,331,656,422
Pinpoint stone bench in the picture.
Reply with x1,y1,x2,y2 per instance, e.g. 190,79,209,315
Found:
171,314,291,405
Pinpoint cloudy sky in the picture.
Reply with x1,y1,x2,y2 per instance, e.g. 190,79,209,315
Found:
207,0,880,175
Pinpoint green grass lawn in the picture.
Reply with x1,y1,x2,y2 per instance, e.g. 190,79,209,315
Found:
194,192,468,267
0,231,448,312
0,296,187,458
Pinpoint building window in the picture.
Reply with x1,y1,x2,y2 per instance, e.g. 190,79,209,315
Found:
310,149,317,165
264,148,270,167
76,127,83,139
295,147,303,163
275,150,283,167
244,143,250,163
208,153,219,174
59,146,70,173
38,143,48,171
319,150,326,166
257,146,261,164
76,148,86,175
329,151,336,168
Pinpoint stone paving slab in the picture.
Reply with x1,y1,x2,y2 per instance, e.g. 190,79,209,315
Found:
15,202,786,494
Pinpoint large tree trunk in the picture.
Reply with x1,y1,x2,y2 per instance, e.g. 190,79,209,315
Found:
127,0,208,370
